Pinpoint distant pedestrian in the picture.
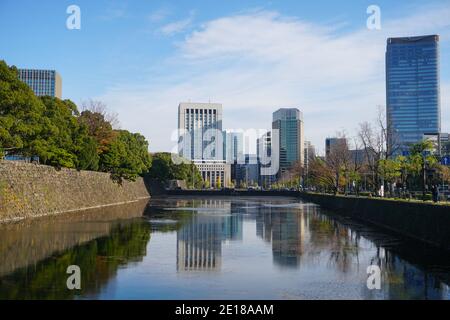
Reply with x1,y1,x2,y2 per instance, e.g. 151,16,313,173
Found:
378,185,384,197
431,185,439,203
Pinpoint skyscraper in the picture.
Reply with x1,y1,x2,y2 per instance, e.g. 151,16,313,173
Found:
386,35,441,156
234,154,259,187
224,130,244,164
272,108,304,174
178,102,230,188
257,131,276,187
18,69,62,98
304,141,316,170
178,102,223,160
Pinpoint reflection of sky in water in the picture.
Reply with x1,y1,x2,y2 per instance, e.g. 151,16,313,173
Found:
98,197,450,300
0,197,449,300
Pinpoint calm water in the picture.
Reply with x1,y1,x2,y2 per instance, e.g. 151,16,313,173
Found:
0,196,449,300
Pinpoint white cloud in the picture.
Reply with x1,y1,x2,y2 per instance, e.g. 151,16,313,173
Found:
99,3,128,21
148,8,171,23
442,83,450,133
158,11,195,36
99,6,450,154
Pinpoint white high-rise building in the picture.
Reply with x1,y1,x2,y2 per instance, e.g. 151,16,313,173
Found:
304,141,316,168
178,102,223,160
178,102,230,188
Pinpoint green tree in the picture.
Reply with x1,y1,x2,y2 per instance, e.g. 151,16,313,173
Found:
0,61,46,157
148,152,174,181
37,97,82,168
436,164,450,185
100,130,152,182
309,157,335,192
378,158,401,185
78,110,116,154
148,152,202,188
0,60,151,180
409,140,437,198
76,136,100,171
216,177,222,189
443,141,450,156
179,163,203,189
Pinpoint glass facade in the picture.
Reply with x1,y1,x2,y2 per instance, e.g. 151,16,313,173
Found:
325,137,347,158
272,108,304,172
257,131,277,187
224,131,244,164
18,69,62,98
386,35,440,156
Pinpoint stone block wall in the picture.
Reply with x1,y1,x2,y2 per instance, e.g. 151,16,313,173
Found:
299,192,450,251
0,161,150,222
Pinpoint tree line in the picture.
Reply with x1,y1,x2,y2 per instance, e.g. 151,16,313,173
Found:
149,152,203,189
0,61,152,181
284,108,450,199
0,61,195,185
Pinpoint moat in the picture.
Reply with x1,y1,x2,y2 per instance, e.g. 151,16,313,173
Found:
0,196,449,299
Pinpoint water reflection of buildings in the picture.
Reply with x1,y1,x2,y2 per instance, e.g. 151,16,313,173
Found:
177,215,222,272
175,198,450,298
387,258,450,300
176,199,243,272
272,211,306,267
255,204,307,268
364,243,450,300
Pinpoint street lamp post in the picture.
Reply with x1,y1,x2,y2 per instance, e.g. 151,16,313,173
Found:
192,163,195,189
422,152,427,200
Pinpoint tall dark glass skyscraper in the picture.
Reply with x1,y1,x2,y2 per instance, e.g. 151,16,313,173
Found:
386,35,441,156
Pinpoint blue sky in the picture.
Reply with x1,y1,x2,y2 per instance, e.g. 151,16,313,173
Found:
1,0,449,154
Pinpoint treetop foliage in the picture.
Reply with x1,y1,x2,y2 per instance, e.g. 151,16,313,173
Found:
0,60,151,181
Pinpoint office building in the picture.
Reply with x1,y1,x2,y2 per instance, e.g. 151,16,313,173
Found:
325,137,347,159
304,141,316,168
178,102,230,187
224,131,244,164
234,154,259,187
272,108,304,175
18,69,62,98
178,102,223,161
194,160,231,188
257,131,277,187
349,149,367,165
386,35,441,156
440,133,449,155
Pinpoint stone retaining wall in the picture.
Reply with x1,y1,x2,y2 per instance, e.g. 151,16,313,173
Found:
0,161,151,222
298,192,450,251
